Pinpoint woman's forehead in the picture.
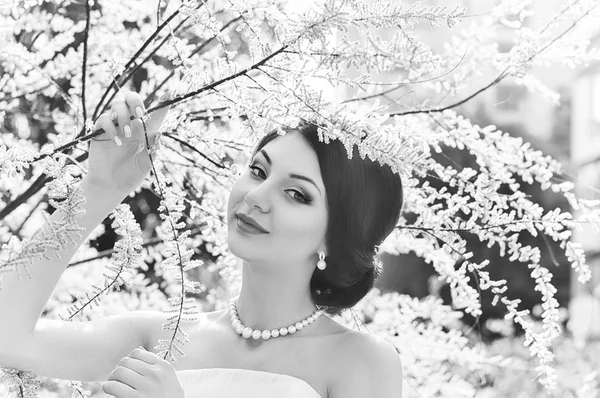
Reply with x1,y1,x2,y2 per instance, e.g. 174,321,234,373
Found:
259,132,325,191
260,132,315,163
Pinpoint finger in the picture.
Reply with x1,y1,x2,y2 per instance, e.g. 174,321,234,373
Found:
117,356,152,378
108,350,156,394
150,131,161,146
102,379,137,398
145,92,172,133
125,91,146,119
108,364,146,388
110,111,119,127
93,113,121,146
114,90,127,102
142,131,162,153
130,118,146,142
112,100,132,139
128,347,161,365
132,129,159,152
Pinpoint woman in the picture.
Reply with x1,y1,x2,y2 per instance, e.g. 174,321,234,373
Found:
0,91,404,397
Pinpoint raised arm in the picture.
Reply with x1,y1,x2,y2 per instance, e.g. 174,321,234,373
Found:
0,91,170,382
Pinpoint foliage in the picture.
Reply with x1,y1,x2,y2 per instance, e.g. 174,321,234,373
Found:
1,0,600,396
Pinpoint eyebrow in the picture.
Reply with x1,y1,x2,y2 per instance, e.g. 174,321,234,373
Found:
258,149,321,196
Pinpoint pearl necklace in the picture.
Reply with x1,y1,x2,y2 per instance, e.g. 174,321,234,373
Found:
229,297,325,340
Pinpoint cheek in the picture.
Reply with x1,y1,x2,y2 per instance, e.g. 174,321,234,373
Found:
277,211,325,239
227,179,246,212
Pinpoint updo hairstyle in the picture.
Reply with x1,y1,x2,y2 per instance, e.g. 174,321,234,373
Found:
250,121,404,316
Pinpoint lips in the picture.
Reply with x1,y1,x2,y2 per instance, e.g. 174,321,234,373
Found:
235,213,269,233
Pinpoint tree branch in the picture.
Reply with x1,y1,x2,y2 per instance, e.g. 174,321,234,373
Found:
1,11,243,226
87,8,183,128
0,151,88,221
0,173,48,221
98,14,192,115
389,70,508,117
144,16,242,107
146,46,287,113
81,0,91,124
389,4,596,118
398,218,583,234
163,133,227,170
67,226,204,267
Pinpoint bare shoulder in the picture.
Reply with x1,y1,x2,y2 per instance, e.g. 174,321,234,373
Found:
328,329,403,398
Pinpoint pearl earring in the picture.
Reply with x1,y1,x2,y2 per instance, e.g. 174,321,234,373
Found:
317,250,327,270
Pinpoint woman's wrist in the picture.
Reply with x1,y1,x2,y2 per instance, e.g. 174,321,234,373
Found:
78,177,129,216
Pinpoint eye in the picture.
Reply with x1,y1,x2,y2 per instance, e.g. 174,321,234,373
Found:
288,190,311,204
248,164,312,204
249,164,266,179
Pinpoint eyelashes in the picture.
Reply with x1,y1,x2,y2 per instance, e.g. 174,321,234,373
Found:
248,164,312,204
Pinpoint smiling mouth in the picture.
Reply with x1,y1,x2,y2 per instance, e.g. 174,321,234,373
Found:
235,216,268,235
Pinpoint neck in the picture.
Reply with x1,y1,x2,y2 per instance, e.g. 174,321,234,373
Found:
234,260,320,332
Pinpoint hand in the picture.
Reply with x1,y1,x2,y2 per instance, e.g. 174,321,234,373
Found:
102,347,185,398
86,91,171,195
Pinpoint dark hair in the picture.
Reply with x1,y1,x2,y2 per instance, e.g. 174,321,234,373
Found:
251,121,404,316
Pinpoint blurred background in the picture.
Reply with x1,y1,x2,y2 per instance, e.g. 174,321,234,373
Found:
366,0,600,342
362,0,600,395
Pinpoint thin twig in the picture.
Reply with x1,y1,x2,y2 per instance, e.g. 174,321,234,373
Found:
40,45,287,158
147,47,288,113
389,4,596,118
68,226,204,267
398,218,576,234
156,0,162,27
81,0,91,125
390,70,509,117
0,151,88,221
101,14,191,113
140,119,187,362
145,16,242,107
88,8,183,127
163,133,227,169
342,45,469,104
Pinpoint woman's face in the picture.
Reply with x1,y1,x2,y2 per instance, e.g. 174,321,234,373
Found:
227,131,328,274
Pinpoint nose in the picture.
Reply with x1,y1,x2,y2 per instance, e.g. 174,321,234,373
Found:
244,183,270,212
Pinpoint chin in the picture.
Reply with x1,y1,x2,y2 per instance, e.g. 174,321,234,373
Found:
226,228,248,256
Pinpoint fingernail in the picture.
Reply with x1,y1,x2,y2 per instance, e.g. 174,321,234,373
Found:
114,136,122,146
124,125,131,138
135,106,144,118
134,143,144,155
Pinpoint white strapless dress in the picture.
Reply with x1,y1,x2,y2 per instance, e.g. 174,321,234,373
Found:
176,368,323,398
